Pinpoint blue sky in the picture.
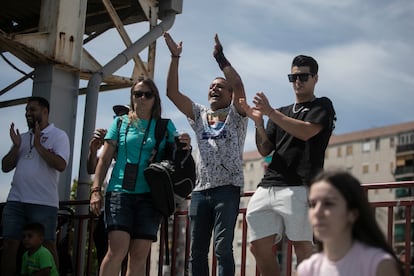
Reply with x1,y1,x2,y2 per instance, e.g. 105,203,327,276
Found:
0,0,413,201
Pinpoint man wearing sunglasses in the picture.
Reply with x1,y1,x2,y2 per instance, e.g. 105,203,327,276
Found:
164,32,248,276
240,55,336,276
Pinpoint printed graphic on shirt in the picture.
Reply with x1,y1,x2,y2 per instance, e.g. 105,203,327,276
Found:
202,110,229,140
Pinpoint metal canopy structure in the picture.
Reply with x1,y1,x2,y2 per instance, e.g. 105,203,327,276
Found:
0,1,182,273
0,0,181,107
0,0,182,200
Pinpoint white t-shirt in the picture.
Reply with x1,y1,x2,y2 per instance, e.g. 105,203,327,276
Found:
297,241,394,276
189,103,247,191
7,123,70,208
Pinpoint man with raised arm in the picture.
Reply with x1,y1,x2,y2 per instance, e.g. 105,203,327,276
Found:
164,32,248,276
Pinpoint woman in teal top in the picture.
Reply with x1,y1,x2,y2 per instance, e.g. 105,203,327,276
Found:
90,78,191,275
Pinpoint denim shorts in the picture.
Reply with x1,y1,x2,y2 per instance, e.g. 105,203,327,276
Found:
104,192,162,241
1,201,58,241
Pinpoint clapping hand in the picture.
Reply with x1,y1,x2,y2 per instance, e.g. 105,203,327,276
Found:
9,122,21,148
239,98,264,126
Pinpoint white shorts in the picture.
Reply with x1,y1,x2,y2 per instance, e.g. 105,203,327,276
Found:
246,186,312,244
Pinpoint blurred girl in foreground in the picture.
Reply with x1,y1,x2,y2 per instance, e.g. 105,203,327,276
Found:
297,169,402,276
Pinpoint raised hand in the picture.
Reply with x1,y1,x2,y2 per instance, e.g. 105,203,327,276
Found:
164,32,182,57
9,122,21,148
213,34,231,70
213,34,223,57
89,128,107,153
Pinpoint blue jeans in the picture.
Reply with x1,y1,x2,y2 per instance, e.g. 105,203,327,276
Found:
2,201,58,241
189,185,240,276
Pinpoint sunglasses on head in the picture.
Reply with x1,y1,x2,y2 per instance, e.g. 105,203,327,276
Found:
287,73,314,83
133,91,154,99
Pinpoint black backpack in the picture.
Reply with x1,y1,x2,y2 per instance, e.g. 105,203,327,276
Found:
145,118,195,216
144,118,196,265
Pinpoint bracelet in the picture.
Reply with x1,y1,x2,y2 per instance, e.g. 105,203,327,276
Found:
91,186,101,193
171,55,180,58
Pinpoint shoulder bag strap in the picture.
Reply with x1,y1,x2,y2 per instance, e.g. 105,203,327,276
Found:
148,118,170,163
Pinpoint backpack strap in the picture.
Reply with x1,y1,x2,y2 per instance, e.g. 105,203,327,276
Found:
154,118,169,150
148,118,172,265
116,116,123,132
115,116,123,155
149,118,170,163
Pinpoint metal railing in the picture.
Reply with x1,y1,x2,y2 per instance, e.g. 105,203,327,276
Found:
59,181,414,276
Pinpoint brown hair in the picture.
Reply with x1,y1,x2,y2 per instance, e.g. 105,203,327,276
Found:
311,169,403,275
129,78,162,121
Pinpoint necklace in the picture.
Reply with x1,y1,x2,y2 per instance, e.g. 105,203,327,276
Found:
292,102,304,114
24,133,34,159
292,96,316,114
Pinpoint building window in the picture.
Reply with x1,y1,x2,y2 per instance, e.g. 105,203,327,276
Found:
337,147,342,158
394,223,405,243
396,188,412,198
390,137,395,148
375,163,379,172
390,162,394,174
362,164,369,174
400,135,406,145
375,138,380,151
362,140,371,152
346,145,353,156
399,132,414,145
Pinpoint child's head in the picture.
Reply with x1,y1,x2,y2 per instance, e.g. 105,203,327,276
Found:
22,222,45,250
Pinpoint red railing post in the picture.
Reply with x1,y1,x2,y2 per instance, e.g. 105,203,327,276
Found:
240,208,248,276
404,205,412,276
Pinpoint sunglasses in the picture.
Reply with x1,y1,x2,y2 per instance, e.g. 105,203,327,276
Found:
133,91,154,99
287,73,313,83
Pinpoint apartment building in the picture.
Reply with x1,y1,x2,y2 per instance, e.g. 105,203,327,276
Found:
325,121,413,182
